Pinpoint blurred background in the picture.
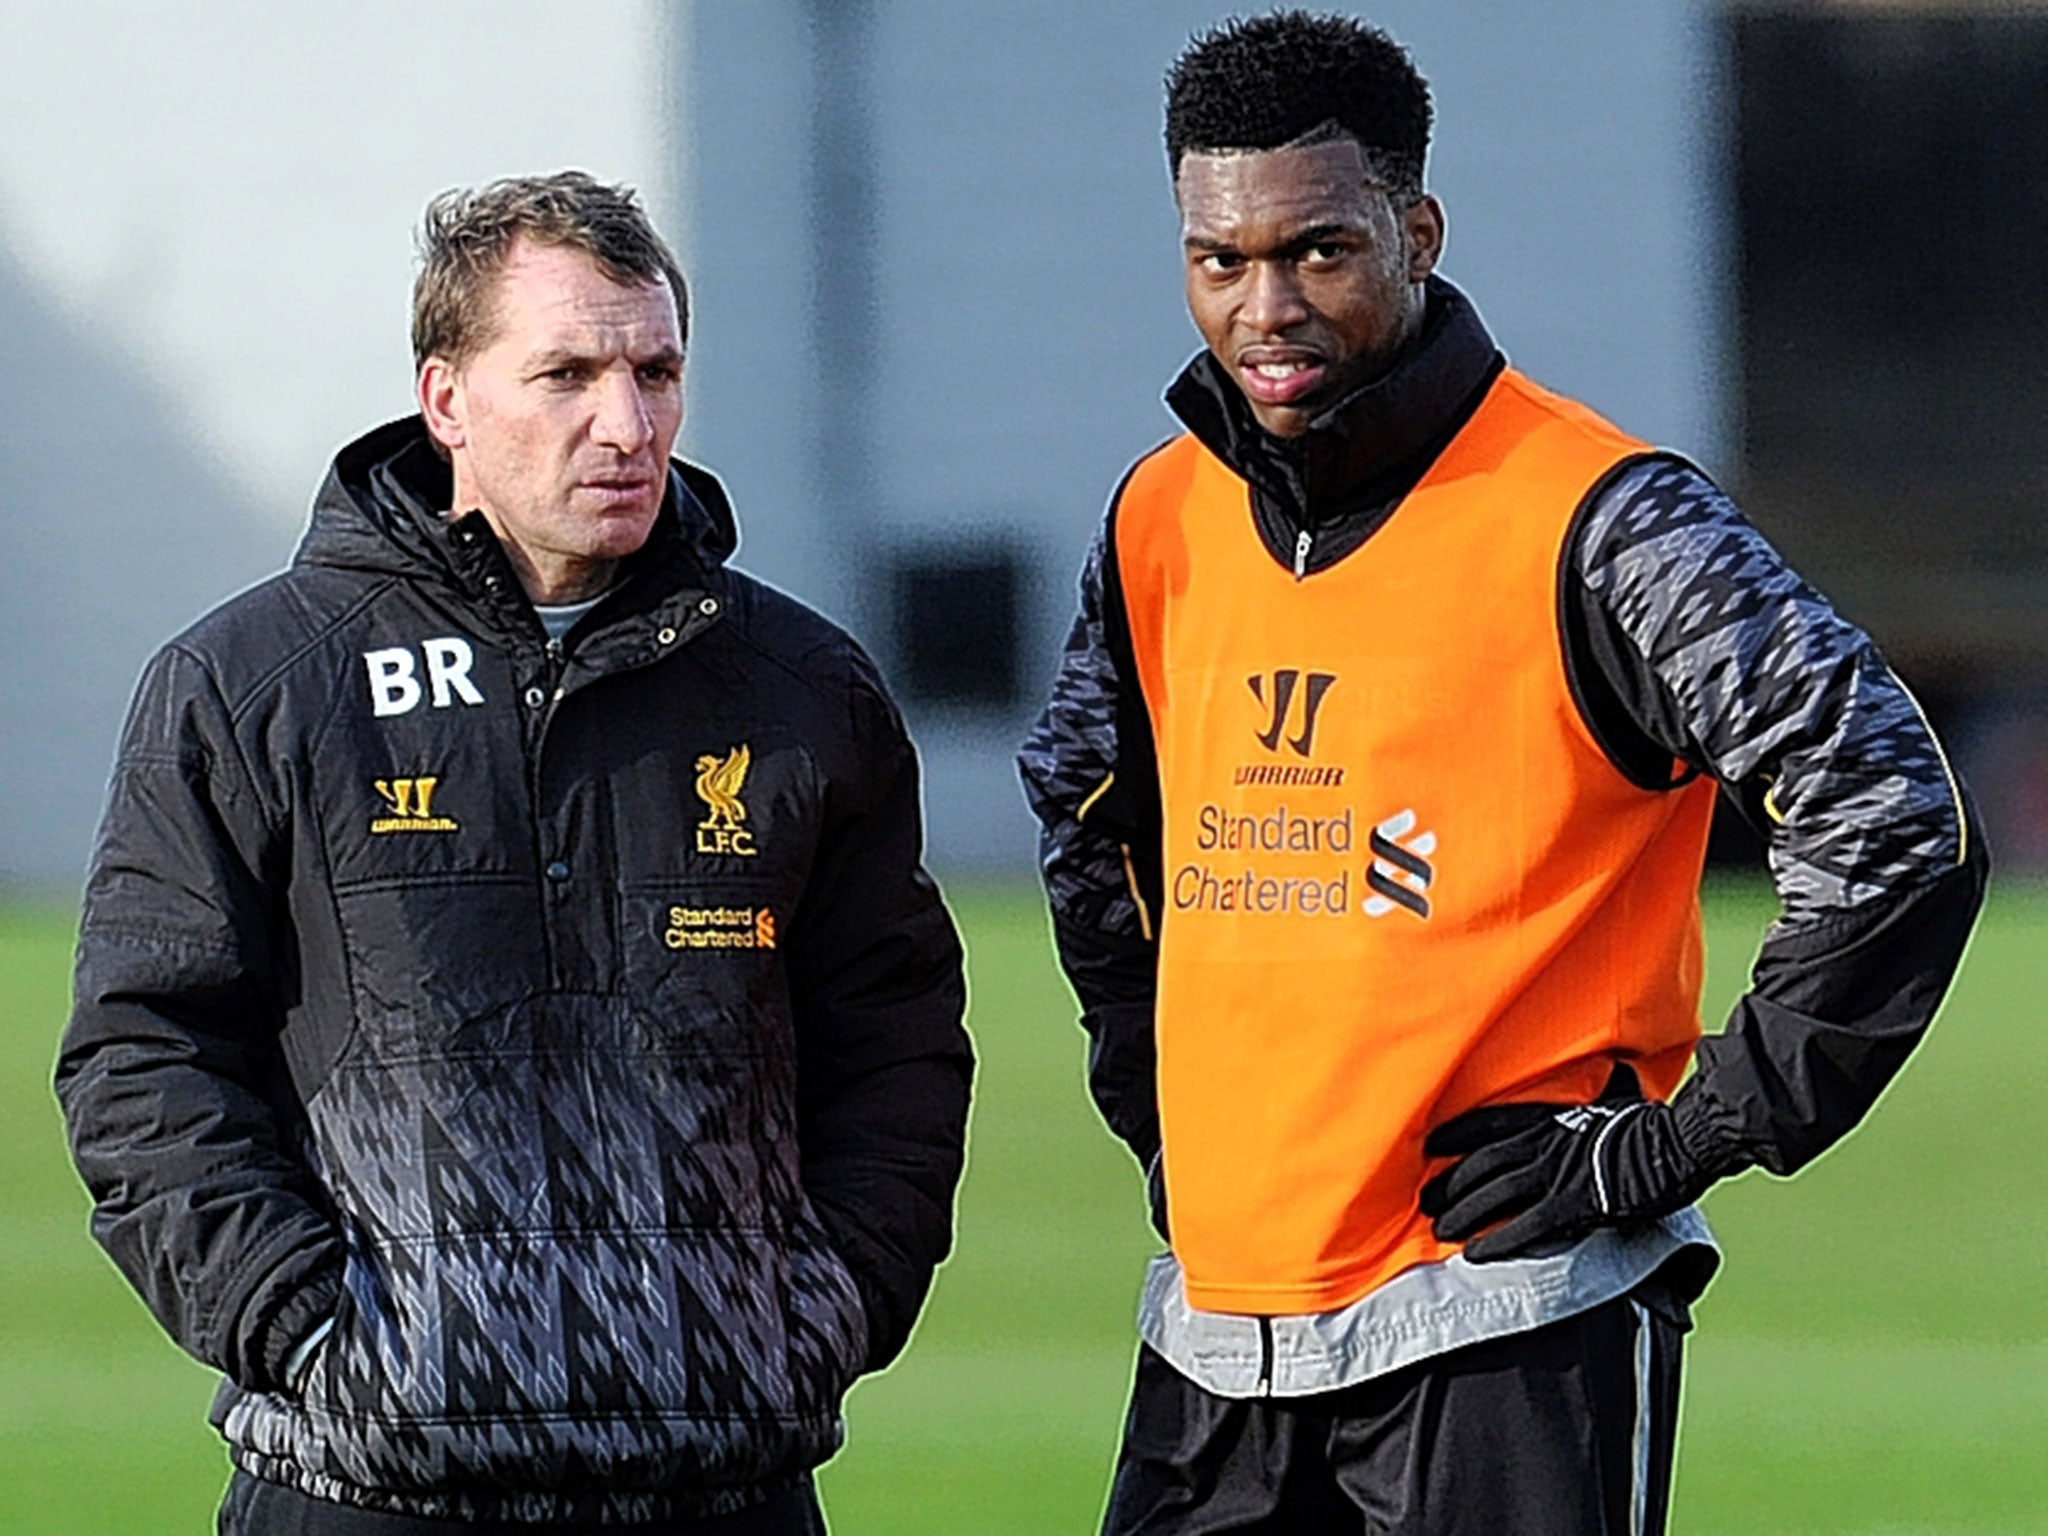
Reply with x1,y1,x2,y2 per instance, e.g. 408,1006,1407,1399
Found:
3,0,2044,887
2,2,2043,1533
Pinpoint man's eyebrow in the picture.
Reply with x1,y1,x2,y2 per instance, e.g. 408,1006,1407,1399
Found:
1286,222,1355,247
523,346,595,371
1183,219,1364,253
523,344,684,371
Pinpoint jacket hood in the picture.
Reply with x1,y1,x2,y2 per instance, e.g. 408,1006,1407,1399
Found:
294,415,741,587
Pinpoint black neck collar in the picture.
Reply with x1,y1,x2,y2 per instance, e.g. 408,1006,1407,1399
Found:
1164,275,1503,528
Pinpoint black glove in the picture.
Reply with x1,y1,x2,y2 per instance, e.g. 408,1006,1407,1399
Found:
1419,1065,1713,1263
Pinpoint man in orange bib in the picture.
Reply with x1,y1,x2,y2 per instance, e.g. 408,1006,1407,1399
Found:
1018,13,1986,1534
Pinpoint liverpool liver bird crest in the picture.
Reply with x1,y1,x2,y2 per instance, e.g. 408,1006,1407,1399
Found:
694,745,757,855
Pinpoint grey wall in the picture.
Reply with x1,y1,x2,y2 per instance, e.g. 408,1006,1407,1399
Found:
0,245,292,891
681,2,1720,871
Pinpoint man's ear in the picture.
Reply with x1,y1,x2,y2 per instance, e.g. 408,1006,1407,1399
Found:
417,356,466,452
1403,194,1446,283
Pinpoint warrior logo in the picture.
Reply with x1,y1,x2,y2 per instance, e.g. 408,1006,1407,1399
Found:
694,745,757,856
1237,670,1344,787
1364,808,1435,920
1248,669,1336,757
371,776,458,834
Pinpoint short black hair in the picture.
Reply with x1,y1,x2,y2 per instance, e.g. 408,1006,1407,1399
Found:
1165,11,1433,201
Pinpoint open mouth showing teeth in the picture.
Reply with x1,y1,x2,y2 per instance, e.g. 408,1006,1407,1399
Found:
1239,356,1326,403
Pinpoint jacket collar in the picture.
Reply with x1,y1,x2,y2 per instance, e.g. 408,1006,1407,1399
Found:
294,416,739,647
1163,276,1503,528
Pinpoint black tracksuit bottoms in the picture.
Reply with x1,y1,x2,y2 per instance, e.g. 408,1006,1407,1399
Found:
1103,1289,1689,1536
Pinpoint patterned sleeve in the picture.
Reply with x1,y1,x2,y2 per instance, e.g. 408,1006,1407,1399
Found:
1576,456,1968,912
1568,456,1987,1178
1018,529,1152,951
1017,520,1164,1169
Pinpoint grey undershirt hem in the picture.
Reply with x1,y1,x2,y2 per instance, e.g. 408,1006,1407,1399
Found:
1138,1208,1717,1399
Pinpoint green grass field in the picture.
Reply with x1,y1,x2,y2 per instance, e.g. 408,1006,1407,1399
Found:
3,880,2043,1534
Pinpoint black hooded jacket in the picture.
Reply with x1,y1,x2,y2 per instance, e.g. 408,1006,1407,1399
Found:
57,418,971,1524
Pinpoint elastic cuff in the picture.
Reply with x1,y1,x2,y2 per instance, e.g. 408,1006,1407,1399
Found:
281,1315,336,1391
811,1204,915,1375
246,1256,344,1392
1668,1085,1755,1186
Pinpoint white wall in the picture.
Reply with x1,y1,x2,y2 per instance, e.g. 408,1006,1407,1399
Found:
0,0,678,523
0,1,679,888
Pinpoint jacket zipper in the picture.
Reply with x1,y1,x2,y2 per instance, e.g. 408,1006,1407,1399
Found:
1292,527,1312,580
532,635,569,754
1256,1316,1275,1394
531,635,570,979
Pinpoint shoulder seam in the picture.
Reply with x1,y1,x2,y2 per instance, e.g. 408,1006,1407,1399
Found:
1556,451,1700,792
712,576,872,724
214,576,404,728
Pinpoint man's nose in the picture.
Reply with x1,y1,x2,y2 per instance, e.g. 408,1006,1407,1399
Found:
592,370,655,452
1240,262,1309,333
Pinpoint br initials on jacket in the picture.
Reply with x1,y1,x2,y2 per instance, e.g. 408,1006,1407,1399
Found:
363,637,484,716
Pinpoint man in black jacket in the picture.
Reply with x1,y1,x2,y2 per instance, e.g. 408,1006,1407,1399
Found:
1018,14,1984,1535
58,171,972,1534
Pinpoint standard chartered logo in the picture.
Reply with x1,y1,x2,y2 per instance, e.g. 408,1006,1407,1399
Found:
1173,803,1353,914
1181,669,1438,923
1171,801,1435,922
1364,808,1436,919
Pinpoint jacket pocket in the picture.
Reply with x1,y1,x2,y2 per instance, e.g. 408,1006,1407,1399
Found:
625,876,797,1051
781,1204,870,1415
286,1224,846,1497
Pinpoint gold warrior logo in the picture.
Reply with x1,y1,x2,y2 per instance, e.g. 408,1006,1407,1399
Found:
371,776,458,834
